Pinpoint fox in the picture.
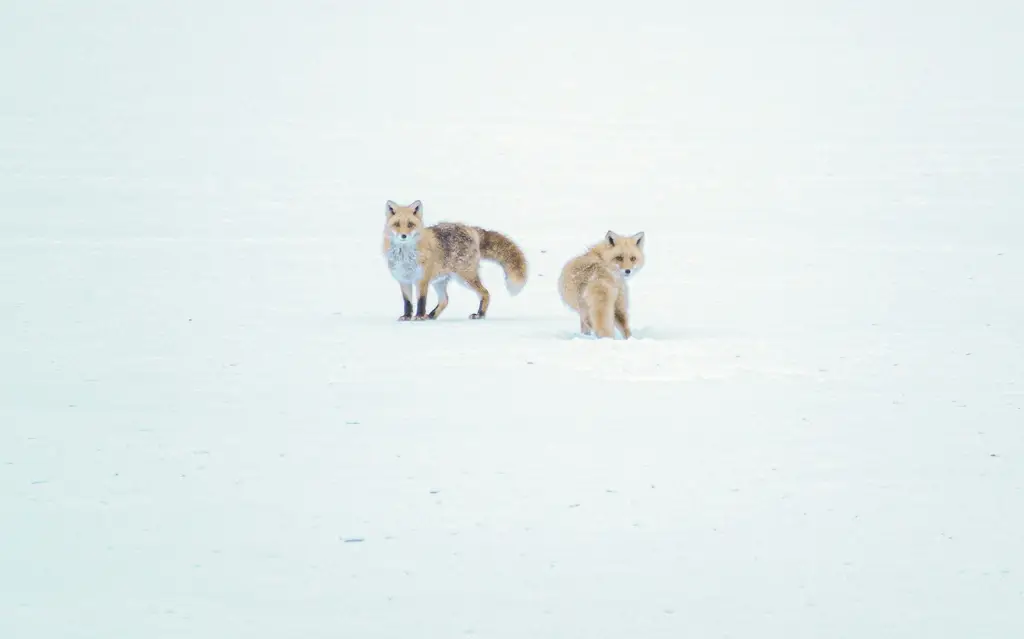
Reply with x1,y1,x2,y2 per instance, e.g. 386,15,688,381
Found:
558,230,646,339
382,200,528,321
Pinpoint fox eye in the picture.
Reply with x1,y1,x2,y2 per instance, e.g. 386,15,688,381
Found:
614,255,624,262
630,256,636,263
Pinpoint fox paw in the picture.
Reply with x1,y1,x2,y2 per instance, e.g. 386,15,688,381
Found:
469,312,486,320
412,315,430,321
398,314,412,321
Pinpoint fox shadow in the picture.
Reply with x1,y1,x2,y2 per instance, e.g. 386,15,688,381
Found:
551,324,729,341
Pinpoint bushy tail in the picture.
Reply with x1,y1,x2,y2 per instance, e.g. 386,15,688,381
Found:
477,228,528,295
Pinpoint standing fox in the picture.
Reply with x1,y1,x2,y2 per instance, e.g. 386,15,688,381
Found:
382,200,528,321
558,230,646,339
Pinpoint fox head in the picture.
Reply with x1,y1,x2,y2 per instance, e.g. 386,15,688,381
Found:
595,230,645,279
384,200,423,244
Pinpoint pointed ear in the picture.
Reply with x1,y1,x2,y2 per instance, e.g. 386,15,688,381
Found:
632,231,645,247
409,200,422,217
605,230,618,247
386,200,398,216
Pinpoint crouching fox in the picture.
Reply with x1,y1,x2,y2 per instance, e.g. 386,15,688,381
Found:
382,200,528,321
558,230,645,339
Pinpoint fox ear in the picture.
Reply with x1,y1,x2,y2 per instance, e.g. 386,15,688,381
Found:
409,200,422,216
605,230,618,247
386,200,398,216
632,231,645,247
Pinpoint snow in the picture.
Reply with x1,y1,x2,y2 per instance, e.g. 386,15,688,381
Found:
2,1,1023,637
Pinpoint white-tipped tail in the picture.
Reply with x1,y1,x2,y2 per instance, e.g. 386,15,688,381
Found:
506,277,525,296
477,228,528,295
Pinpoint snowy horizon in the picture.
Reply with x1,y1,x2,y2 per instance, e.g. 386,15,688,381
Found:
3,1,1023,637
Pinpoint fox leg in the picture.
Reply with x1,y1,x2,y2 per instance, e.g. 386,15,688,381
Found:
428,277,450,319
413,271,434,320
577,299,593,335
398,282,414,321
585,285,616,338
460,270,491,319
591,306,615,338
613,296,631,339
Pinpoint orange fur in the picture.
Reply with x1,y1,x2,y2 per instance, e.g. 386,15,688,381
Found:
558,230,645,339
382,200,528,320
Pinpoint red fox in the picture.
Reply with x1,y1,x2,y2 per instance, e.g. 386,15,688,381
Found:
558,230,645,339
382,200,528,321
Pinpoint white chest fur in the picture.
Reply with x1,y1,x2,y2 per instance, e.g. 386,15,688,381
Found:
386,242,422,283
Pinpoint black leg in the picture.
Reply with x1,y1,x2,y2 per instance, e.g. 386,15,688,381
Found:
463,274,489,319
415,296,427,319
470,300,486,320
399,290,415,319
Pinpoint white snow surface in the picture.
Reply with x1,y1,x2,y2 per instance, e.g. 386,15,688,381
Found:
3,1,1024,637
